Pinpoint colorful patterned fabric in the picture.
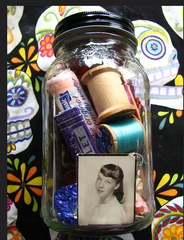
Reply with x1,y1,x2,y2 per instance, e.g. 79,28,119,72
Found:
7,6,183,240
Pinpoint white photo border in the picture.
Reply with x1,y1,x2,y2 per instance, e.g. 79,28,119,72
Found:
77,153,136,226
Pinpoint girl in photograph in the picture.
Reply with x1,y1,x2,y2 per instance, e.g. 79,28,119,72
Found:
89,163,127,225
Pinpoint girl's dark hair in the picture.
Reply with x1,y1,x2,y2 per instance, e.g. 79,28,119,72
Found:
100,164,124,203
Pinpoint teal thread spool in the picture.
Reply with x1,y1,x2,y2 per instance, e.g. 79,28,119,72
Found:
94,118,145,153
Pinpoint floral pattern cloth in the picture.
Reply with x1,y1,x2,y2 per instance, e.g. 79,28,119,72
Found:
7,6,183,240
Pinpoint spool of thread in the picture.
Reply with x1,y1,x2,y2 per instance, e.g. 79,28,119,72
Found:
122,78,141,121
46,68,97,137
81,65,136,124
94,118,145,153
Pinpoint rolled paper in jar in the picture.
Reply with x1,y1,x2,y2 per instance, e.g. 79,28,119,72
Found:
46,68,97,137
94,118,145,153
54,107,98,161
81,65,136,124
54,184,77,225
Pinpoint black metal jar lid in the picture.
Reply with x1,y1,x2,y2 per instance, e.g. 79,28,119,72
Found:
52,11,137,56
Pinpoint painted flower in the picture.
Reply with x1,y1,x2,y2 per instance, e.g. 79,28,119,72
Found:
39,34,54,57
158,110,183,130
10,40,40,77
158,74,183,129
7,70,31,108
7,162,42,206
7,196,13,211
154,170,183,211
161,224,183,240
7,85,27,107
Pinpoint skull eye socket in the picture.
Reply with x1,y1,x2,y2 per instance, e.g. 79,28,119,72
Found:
141,35,166,60
7,85,28,107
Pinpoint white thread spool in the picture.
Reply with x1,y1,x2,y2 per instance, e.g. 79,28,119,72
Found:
81,65,136,124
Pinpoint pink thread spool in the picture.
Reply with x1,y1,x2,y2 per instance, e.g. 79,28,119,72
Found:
81,65,136,124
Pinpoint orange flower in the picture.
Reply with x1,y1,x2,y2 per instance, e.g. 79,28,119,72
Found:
7,163,42,206
11,41,40,77
153,170,180,211
161,224,183,240
39,34,54,57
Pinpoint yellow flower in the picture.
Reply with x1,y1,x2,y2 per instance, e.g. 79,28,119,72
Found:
7,163,42,205
11,44,40,77
154,170,179,211
161,224,183,240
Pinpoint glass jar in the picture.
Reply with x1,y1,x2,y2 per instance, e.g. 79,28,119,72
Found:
42,11,154,236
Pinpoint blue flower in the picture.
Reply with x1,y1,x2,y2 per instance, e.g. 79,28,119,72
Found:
7,86,27,107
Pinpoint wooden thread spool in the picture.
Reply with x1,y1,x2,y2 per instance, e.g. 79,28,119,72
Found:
94,117,145,154
81,65,136,124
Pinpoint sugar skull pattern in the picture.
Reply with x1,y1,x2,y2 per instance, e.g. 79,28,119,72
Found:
133,20,183,110
7,70,39,155
7,6,24,54
151,196,183,240
133,20,179,86
162,6,183,39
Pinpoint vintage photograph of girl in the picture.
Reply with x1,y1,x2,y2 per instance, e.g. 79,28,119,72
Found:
78,154,135,226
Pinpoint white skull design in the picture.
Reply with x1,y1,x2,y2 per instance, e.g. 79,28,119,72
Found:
7,70,39,155
133,20,180,86
35,5,106,71
7,6,24,54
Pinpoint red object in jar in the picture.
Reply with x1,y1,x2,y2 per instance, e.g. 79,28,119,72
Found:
71,63,89,80
62,164,76,187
